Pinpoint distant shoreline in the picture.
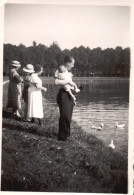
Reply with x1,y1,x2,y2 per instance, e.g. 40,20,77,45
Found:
3,76,129,83
41,76,129,83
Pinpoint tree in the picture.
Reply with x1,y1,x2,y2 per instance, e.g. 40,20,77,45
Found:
3,42,130,77
33,41,37,47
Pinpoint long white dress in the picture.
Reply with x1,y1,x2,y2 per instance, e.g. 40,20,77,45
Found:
27,73,43,118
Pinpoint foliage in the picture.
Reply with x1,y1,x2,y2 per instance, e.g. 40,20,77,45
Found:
3,42,130,77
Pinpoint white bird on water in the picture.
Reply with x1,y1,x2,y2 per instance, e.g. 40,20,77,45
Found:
91,126,96,129
115,122,125,128
100,123,104,127
91,126,102,131
91,123,103,131
108,140,115,149
95,126,102,131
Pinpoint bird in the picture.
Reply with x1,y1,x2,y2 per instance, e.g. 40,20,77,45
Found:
108,140,115,149
95,126,102,131
100,123,104,127
91,125,103,131
91,126,96,129
115,122,125,128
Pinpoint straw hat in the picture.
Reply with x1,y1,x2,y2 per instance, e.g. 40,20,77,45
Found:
23,64,35,73
12,60,21,67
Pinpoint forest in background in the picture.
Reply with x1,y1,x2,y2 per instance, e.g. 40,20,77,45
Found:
3,41,130,77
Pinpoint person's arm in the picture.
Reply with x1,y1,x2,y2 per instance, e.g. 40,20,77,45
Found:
55,78,70,86
54,66,76,86
35,83,47,92
13,72,23,83
55,78,77,87
55,70,75,86
31,74,47,92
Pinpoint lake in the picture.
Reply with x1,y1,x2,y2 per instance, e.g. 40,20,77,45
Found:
43,78,129,156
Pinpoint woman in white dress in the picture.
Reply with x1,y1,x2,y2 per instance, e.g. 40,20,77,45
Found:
27,65,47,125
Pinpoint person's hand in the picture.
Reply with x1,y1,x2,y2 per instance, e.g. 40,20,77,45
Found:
43,87,47,92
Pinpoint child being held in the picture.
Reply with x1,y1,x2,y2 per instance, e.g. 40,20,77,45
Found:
57,65,80,103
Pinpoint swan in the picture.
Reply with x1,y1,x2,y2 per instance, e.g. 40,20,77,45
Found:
115,122,125,128
108,140,115,149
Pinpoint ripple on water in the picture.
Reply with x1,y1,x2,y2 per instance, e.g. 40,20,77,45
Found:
73,104,128,155
44,81,129,156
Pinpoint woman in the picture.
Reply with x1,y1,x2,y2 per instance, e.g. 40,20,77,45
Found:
7,60,23,117
27,64,47,126
55,56,76,141
22,64,35,121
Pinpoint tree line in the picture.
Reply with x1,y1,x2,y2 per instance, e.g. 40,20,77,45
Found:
3,41,130,77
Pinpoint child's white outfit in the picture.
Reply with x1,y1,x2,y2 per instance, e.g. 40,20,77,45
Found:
59,71,74,90
55,68,80,103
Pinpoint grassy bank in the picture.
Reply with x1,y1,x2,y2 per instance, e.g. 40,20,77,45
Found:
1,83,128,193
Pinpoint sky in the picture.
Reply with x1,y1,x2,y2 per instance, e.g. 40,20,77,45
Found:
4,3,130,50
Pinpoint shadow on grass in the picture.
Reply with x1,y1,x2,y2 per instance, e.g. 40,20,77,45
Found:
1,175,127,193
2,177,49,192
2,110,57,139
2,110,13,118
1,177,27,192
2,110,22,121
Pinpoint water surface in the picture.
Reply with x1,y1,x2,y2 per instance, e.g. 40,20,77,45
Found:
43,79,129,156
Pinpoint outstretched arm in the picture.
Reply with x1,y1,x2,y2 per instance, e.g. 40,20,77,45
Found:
35,83,47,92
55,78,76,87
54,67,76,86
55,78,69,86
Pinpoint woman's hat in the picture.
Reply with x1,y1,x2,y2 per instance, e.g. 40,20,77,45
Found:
23,64,35,73
12,60,21,67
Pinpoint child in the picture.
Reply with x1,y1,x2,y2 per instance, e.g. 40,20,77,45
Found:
56,65,80,103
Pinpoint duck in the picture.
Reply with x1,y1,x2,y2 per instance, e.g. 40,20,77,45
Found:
91,125,102,131
91,126,96,129
108,139,115,149
115,122,125,128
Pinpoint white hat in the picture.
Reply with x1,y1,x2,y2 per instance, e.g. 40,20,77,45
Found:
23,64,35,73
12,60,21,67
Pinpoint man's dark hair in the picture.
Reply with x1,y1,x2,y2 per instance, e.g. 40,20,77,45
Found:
64,56,74,64
34,64,42,73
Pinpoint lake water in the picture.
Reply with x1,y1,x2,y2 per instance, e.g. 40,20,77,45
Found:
43,79,129,156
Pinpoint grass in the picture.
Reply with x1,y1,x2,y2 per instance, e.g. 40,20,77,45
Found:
1,82,128,193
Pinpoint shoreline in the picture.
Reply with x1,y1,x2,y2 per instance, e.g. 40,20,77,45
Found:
3,76,129,81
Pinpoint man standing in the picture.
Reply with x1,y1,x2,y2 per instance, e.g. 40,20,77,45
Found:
55,56,76,141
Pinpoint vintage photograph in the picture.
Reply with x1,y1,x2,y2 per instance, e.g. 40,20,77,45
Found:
1,0,132,193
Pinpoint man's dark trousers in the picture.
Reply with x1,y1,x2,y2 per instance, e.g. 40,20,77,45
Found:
57,88,74,141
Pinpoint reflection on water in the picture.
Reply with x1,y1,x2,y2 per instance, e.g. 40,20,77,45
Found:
43,81,129,156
